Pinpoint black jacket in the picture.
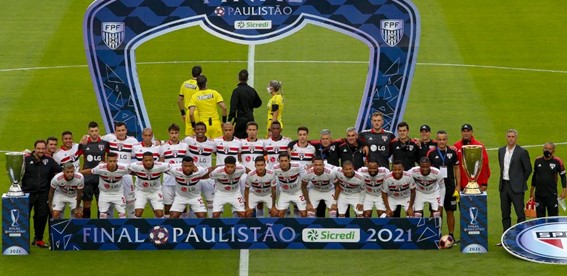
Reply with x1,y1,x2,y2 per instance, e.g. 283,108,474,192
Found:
21,153,61,193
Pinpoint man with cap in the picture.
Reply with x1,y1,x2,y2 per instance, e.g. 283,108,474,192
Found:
454,124,491,192
416,124,437,159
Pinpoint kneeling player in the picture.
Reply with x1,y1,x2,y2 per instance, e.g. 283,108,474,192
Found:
382,160,416,217
358,160,390,218
167,156,210,218
129,152,170,218
301,157,337,217
48,162,84,219
81,152,130,218
273,152,308,217
332,161,364,218
210,156,246,218
244,156,277,217
410,157,445,218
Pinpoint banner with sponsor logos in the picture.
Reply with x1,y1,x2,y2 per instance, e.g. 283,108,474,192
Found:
84,0,420,139
460,193,488,253
50,217,440,250
2,194,30,255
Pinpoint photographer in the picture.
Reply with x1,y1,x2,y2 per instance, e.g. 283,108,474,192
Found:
22,140,62,248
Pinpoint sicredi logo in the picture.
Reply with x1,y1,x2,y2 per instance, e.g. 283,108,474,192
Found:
502,217,567,264
234,20,272,30
302,228,360,243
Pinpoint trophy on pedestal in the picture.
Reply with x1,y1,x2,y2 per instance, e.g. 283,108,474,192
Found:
462,145,483,194
6,152,25,197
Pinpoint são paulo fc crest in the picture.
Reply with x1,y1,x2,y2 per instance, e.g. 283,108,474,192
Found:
102,22,125,50
381,19,404,47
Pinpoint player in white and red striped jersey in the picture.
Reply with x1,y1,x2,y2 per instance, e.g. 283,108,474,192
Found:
332,161,365,217
301,156,338,217
272,152,308,217
53,131,81,171
358,160,390,218
244,156,276,217
183,122,216,217
159,124,188,217
288,126,316,167
129,152,170,218
240,122,267,216
48,162,84,219
167,156,210,218
101,122,139,218
81,152,130,218
131,128,160,162
410,157,445,218
264,121,291,169
382,160,416,217
214,123,242,166
209,156,246,218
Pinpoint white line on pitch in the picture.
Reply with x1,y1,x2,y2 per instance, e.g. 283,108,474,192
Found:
239,249,249,276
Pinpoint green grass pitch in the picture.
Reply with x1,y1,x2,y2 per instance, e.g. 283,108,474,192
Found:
1,0,567,274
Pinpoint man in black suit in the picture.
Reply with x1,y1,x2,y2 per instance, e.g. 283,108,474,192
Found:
498,129,532,245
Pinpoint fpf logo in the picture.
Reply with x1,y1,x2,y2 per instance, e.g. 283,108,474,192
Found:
102,22,125,50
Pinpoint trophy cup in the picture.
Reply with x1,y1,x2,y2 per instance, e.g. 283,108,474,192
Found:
6,152,25,196
461,145,483,194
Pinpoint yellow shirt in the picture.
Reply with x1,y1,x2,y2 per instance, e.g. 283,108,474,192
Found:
267,94,284,128
189,89,224,121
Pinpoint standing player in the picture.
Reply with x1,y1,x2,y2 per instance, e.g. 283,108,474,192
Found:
184,122,217,217
129,152,170,218
273,152,308,217
245,156,277,217
427,130,460,240
530,142,567,217
167,156,210,218
132,128,160,162
359,112,395,168
188,75,227,139
178,65,202,136
46,137,58,157
332,161,365,218
214,123,242,165
454,124,490,192
48,162,84,219
264,121,291,170
53,131,80,171
159,124,188,218
266,80,284,138
288,126,316,167
410,157,445,218
102,121,139,218
382,160,416,217
301,157,338,217
228,69,262,139
358,160,390,218
391,122,420,170
77,121,109,218
209,156,246,218
416,125,437,159
81,152,130,218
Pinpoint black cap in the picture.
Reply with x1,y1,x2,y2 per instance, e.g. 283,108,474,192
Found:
461,124,473,131
419,125,431,132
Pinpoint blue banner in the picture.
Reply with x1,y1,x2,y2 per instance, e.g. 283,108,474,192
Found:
50,217,440,250
2,194,30,255
460,193,488,253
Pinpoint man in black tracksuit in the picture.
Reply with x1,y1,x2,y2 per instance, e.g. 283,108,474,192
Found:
21,140,61,248
228,69,262,139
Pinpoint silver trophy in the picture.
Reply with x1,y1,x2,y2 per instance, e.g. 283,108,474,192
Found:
6,152,25,196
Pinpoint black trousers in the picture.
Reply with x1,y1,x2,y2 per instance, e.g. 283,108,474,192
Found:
535,195,559,217
28,192,49,241
234,116,253,139
500,180,525,232
316,202,350,217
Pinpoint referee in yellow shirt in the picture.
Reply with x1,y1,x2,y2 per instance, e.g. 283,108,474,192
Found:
188,75,227,139
178,65,201,136
266,80,284,137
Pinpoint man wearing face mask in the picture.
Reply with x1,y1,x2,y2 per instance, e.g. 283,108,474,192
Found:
266,80,284,138
497,129,532,244
530,142,567,218
454,124,490,192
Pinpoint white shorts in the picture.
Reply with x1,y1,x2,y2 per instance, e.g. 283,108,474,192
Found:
386,196,411,212
162,185,176,205
170,195,206,213
201,179,215,202
52,193,78,211
247,192,273,209
363,193,386,211
98,192,126,214
308,189,335,209
213,192,245,213
122,175,135,202
134,189,164,210
414,191,441,211
276,190,306,211
337,192,363,215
